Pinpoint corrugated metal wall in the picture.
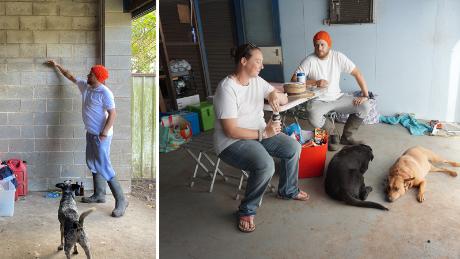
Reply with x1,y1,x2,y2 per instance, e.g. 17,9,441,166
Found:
132,75,155,179
200,0,236,94
160,0,236,100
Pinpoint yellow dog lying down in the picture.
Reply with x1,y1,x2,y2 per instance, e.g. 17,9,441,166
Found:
387,146,460,203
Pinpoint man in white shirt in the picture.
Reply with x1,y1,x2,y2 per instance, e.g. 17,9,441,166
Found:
292,31,371,151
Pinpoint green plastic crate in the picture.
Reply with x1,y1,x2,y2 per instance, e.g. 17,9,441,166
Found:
187,101,215,131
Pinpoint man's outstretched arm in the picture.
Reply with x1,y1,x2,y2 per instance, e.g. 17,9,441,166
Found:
46,60,77,84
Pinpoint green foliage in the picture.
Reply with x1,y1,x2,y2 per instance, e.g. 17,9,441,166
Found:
132,11,156,73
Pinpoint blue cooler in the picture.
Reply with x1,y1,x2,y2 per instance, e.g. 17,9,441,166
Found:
178,111,200,136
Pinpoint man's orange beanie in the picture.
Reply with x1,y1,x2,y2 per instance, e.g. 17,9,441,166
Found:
313,31,332,47
91,65,109,83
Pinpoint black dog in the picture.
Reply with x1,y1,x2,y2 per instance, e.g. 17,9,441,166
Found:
324,144,388,211
56,181,95,259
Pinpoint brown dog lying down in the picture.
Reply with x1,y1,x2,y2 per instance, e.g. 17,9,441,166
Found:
387,146,460,202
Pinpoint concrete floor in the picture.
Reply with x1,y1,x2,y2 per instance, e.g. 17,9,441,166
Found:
0,192,155,258
160,122,460,259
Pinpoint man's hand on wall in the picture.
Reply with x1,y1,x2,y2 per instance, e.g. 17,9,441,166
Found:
46,60,57,67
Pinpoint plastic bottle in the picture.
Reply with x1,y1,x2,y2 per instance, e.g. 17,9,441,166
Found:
296,72,306,83
191,26,197,43
272,112,281,124
79,182,84,196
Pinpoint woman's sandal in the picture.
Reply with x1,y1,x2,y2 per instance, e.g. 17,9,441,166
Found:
277,190,310,201
238,215,256,233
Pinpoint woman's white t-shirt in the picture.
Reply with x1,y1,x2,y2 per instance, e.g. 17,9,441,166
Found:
213,76,274,155
295,50,355,102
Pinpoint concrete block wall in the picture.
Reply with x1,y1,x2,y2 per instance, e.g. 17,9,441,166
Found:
104,0,133,193
0,0,133,192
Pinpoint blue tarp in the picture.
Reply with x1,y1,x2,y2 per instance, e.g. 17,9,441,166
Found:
379,114,432,136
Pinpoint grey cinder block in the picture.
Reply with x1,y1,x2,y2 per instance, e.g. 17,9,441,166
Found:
7,112,34,125
8,139,34,152
6,2,32,16
47,125,74,138
32,3,58,16
20,16,46,31
0,17,19,30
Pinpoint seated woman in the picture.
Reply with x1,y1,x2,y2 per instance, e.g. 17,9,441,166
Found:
213,43,310,233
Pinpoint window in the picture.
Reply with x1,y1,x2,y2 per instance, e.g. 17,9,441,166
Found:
327,0,374,24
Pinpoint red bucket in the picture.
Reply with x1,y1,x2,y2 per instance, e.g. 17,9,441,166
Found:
298,138,328,178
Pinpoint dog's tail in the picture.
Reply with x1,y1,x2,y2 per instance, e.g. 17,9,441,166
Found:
79,207,96,225
341,192,389,211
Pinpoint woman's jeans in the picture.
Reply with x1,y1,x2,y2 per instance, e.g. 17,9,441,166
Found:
218,133,302,216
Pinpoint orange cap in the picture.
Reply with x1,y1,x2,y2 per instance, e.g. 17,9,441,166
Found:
313,31,332,48
90,65,109,83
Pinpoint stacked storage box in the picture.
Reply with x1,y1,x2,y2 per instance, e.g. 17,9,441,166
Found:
187,102,215,131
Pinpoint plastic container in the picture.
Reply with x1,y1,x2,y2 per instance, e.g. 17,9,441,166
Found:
6,159,28,201
298,138,328,178
187,102,215,131
0,180,15,217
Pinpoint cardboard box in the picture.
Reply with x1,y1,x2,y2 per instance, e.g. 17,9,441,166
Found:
176,94,200,110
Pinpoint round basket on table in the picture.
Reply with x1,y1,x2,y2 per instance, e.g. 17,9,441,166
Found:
284,82,307,95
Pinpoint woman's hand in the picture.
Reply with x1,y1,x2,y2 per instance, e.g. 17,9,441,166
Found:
316,79,328,88
353,96,369,106
268,91,281,112
264,119,281,138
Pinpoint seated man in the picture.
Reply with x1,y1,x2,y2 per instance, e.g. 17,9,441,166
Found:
292,31,371,151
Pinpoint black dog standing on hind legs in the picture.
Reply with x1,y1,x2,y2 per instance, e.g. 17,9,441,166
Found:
56,181,95,259
324,144,389,211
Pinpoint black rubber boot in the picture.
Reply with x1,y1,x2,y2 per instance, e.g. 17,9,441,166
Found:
81,173,106,203
108,177,129,217
328,135,340,151
323,117,340,151
340,114,365,145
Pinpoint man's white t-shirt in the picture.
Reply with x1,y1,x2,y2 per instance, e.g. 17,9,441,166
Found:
76,78,115,136
213,76,274,155
295,50,355,102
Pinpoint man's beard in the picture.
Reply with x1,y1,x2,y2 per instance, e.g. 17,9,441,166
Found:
316,49,329,59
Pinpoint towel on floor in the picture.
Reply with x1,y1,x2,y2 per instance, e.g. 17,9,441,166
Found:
379,114,432,136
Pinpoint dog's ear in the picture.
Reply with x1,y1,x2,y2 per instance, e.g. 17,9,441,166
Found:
56,183,65,189
404,177,415,182
71,183,80,191
362,144,372,152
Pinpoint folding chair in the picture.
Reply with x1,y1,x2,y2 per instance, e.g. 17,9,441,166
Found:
186,148,228,192
182,132,228,192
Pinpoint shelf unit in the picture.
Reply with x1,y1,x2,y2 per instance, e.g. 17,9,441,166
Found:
158,0,211,112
